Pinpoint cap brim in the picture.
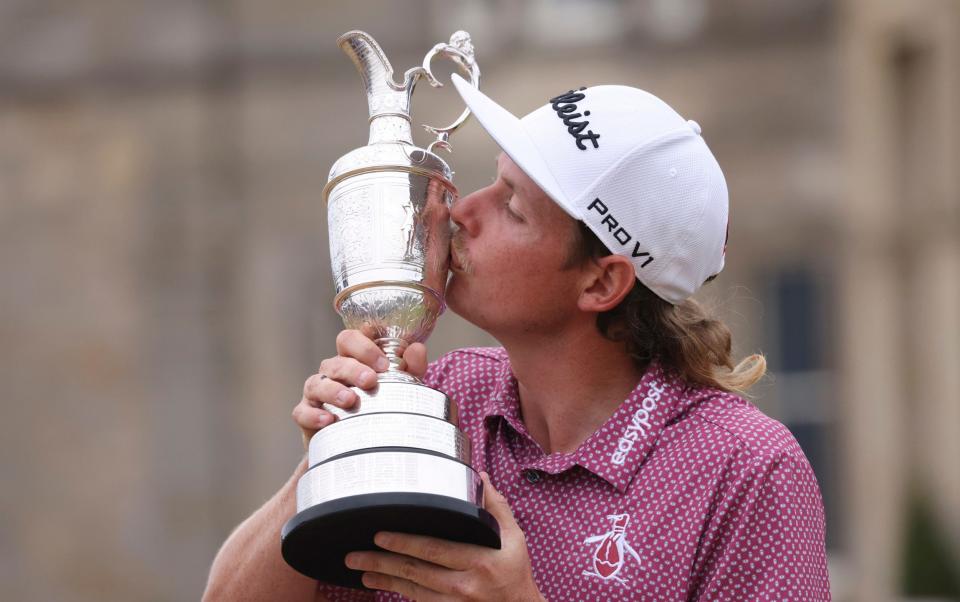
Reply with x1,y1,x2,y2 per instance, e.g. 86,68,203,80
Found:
451,74,577,219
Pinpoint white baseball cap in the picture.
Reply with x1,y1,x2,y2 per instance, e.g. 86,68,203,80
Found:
450,74,729,305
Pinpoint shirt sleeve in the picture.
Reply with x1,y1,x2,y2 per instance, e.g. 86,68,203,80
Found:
422,352,450,390
691,451,831,601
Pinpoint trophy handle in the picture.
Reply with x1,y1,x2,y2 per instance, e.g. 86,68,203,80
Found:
418,31,481,154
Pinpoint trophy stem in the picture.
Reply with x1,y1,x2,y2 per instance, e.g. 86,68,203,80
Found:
375,337,422,383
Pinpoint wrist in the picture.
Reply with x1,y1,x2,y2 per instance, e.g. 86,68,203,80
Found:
513,575,544,602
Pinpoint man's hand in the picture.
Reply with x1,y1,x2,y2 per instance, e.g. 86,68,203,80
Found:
292,330,428,446
344,472,544,602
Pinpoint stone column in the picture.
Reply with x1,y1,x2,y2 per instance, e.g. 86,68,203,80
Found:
839,2,909,599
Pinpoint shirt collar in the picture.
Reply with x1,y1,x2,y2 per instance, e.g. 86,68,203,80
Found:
574,359,690,492
479,354,719,493
479,357,525,434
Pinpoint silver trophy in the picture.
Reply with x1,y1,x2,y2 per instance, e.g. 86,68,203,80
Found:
281,31,500,589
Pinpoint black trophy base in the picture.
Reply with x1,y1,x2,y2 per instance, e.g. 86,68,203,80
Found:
281,492,501,589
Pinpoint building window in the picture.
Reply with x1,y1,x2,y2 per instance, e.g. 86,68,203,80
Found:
766,265,839,549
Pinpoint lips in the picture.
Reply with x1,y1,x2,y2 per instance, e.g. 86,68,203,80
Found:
449,237,467,273
449,249,464,272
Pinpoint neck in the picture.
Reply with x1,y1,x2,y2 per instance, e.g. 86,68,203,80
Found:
498,321,645,454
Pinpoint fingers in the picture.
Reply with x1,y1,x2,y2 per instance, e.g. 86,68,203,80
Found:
402,343,428,379
293,329,389,450
316,357,378,392
334,330,430,378
333,330,430,380
371,532,474,571
295,366,370,448
345,551,463,598
294,329,433,452
292,396,337,446
481,472,520,533
335,330,390,372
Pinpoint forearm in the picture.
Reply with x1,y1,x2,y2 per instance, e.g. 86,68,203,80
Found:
203,455,323,602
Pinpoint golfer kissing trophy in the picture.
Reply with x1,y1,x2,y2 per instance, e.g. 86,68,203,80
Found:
281,30,500,588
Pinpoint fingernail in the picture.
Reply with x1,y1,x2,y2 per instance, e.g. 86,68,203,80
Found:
361,370,377,386
375,357,389,371
336,390,353,406
344,553,358,568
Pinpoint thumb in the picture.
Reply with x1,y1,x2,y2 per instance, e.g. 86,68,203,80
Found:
402,342,428,379
481,472,517,527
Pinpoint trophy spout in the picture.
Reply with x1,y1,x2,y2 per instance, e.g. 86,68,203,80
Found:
338,31,416,145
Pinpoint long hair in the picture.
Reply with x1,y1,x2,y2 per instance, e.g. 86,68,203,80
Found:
568,222,767,396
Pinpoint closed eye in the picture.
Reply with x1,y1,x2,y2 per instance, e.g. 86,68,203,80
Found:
504,197,525,222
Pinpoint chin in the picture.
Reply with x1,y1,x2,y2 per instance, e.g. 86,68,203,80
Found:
445,287,489,331
445,283,468,319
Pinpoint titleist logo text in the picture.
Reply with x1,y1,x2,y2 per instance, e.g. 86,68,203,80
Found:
549,88,601,151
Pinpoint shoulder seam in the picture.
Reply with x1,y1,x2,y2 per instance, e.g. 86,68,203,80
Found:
685,410,799,462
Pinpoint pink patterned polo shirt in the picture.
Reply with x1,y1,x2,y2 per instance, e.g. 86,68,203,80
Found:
319,347,831,601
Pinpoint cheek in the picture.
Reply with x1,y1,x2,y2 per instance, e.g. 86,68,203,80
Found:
493,249,575,303
481,244,540,288
459,220,577,296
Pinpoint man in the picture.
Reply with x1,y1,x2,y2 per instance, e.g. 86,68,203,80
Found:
204,75,831,601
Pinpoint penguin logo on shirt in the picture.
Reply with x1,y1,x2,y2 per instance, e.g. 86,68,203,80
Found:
582,513,642,585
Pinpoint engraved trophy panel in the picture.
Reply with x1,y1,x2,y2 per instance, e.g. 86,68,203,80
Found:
281,30,500,590
308,413,471,467
328,169,454,356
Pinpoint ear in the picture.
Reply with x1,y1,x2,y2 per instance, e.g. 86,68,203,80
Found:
577,255,635,313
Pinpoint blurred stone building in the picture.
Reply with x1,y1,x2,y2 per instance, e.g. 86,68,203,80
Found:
0,1,956,600
840,0,960,599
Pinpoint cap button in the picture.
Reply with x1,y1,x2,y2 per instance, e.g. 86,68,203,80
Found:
686,119,702,135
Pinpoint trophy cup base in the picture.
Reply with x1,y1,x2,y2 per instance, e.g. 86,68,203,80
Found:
281,492,501,589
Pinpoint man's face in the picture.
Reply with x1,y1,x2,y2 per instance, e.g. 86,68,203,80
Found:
446,153,585,338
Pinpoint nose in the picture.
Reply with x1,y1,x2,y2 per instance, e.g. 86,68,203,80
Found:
450,186,485,237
